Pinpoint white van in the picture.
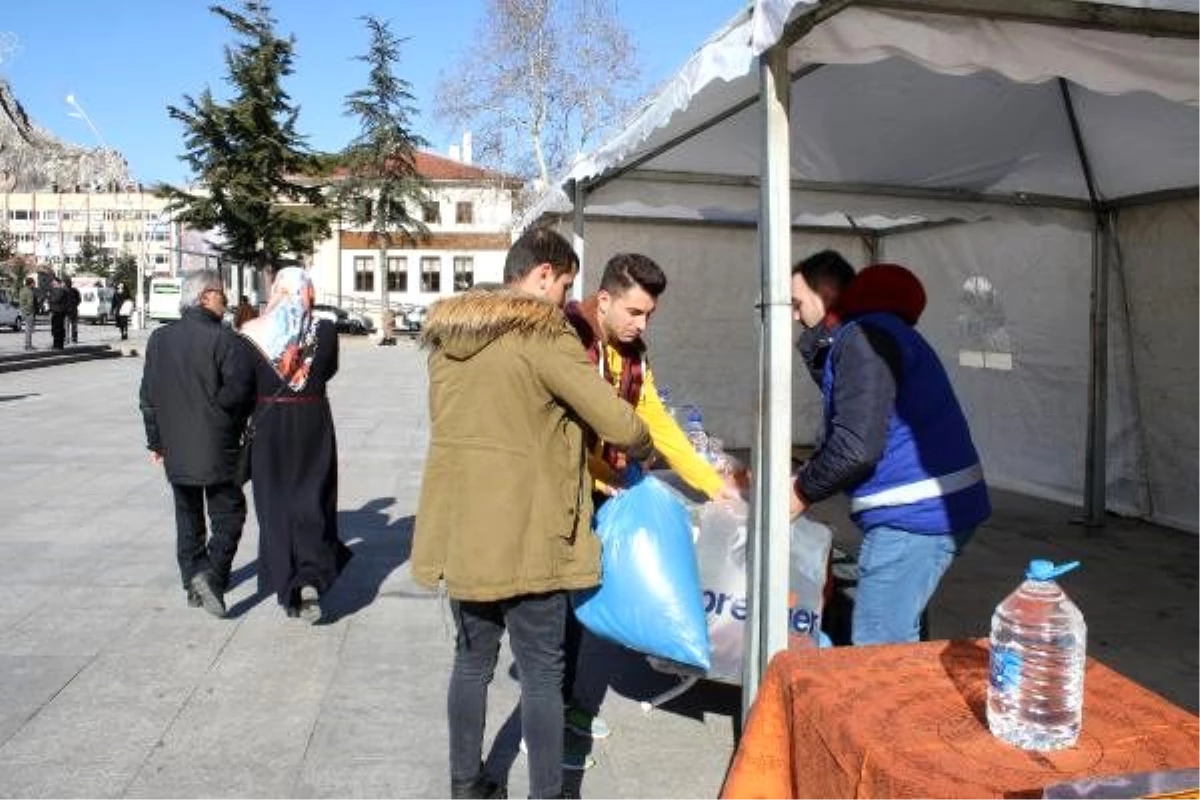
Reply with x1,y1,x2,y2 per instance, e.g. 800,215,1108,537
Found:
0,287,22,331
147,277,183,322
78,286,115,324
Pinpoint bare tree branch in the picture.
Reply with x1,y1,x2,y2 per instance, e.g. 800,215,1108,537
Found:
434,0,640,188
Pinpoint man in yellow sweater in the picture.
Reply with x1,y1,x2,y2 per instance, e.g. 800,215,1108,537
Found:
561,252,740,758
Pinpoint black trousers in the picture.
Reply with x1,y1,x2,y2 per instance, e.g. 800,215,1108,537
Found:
449,592,567,798
50,312,66,349
66,312,78,343
171,481,247,592
562,492,613,712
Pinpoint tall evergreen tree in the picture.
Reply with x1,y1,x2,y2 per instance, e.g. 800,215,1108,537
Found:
157,0,332,284
0,227,16,263
76,235,110,278
334,15,429,333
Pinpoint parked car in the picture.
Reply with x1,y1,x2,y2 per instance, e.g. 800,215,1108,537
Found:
312,304,373,335
397,303,427,333
0,288,22,331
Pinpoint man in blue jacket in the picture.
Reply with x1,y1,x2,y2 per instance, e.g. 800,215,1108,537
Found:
789,259,990,645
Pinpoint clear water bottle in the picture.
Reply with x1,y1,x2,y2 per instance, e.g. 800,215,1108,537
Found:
659,385,676,422
682,405,709,457
987,559,1087,751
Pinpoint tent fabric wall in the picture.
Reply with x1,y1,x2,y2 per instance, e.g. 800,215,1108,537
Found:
1111,199,1199,531
881,212,1097,509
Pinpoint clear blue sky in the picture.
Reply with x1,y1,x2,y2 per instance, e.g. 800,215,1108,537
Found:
0,0,744,186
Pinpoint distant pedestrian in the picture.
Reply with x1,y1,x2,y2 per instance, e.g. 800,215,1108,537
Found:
46,277,68,350
139,269,254,618
17,276,35,351
238,267,351,623
112,283,132,340
233,295,258,330
65,277,81,344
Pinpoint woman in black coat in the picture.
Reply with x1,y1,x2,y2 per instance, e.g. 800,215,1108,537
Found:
237,267,350,622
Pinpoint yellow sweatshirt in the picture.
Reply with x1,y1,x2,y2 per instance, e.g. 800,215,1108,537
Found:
590,344,725,500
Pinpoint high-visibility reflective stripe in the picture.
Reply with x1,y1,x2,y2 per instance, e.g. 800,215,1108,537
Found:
849,463,984,514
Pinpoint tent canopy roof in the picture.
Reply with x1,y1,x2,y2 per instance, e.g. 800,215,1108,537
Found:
556,0,1197,214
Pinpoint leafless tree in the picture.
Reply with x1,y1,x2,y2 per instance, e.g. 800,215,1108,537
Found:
434,0,640,188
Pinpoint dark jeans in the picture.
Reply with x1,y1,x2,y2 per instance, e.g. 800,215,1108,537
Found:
449,592,567,799
171,481,247,592
50,312,66,349
66,312,78,343
116,314,129,339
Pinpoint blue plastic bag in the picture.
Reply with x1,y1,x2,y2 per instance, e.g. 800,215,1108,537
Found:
572,475,711,671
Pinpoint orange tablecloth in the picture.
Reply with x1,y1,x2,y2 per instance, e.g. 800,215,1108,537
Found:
722,640,1199,799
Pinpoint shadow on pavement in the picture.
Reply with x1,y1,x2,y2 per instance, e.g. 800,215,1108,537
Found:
320,499,414,623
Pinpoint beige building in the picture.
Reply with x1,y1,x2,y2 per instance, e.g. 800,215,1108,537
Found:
1,185,178,280
311,146,521,319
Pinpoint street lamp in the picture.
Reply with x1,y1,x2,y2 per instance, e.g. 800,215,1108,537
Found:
65,94,106,149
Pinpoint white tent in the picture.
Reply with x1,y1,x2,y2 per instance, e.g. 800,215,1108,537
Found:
527,0,1198,700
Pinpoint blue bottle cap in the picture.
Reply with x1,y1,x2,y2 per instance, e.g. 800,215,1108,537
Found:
1027,559,1081,581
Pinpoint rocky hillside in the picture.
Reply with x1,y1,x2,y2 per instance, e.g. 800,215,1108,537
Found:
0,78,132,192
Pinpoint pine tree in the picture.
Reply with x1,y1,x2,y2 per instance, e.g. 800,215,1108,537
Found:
334,15,429,342
0,227,16,263
76,235,108,278
111,252,140,296
157,0,332,288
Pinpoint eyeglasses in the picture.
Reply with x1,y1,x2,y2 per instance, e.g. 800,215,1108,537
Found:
204,288,228,300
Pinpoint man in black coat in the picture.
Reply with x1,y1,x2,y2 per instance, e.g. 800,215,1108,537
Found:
139,269,254,617
64,277,82,344
46,277,68,350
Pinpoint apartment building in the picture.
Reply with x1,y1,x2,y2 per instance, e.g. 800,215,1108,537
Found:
1,185,178,278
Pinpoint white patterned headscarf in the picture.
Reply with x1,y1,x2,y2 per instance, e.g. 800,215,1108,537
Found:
240,267,319,391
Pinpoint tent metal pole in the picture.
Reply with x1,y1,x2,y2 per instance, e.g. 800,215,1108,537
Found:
568,179,588,299
1083,221,1111,529
742,43,794,718
1058,77,1110,531
1106,213,1155,518
617,169,1093,212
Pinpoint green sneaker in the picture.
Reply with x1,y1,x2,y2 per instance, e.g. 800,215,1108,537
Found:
517,738,597,771
564,706,611,739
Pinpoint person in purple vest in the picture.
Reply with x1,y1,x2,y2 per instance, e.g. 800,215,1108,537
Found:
789,259,991,645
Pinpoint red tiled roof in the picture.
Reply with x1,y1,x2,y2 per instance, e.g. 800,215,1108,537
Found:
327,150,521,185
414,151,515,182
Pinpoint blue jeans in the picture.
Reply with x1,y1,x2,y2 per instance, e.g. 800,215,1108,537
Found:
852,525,973,645
449,592,567,798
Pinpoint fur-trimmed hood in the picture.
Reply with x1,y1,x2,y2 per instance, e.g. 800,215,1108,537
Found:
420,288,568,360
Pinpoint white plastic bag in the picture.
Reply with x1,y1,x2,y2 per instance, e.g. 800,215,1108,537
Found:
695,501,832,684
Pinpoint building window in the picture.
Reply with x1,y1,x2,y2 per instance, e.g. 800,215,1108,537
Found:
421,256,441,293
354,256,374,292
453,256,474,291
422,201,441,224
958,275,1013,371
455,202,474,224
387,256,407,292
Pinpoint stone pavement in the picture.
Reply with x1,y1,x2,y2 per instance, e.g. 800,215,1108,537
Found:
0,333,737,799
0,328,1194,798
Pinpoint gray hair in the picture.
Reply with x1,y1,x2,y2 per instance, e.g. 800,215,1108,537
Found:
180,269,224,310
